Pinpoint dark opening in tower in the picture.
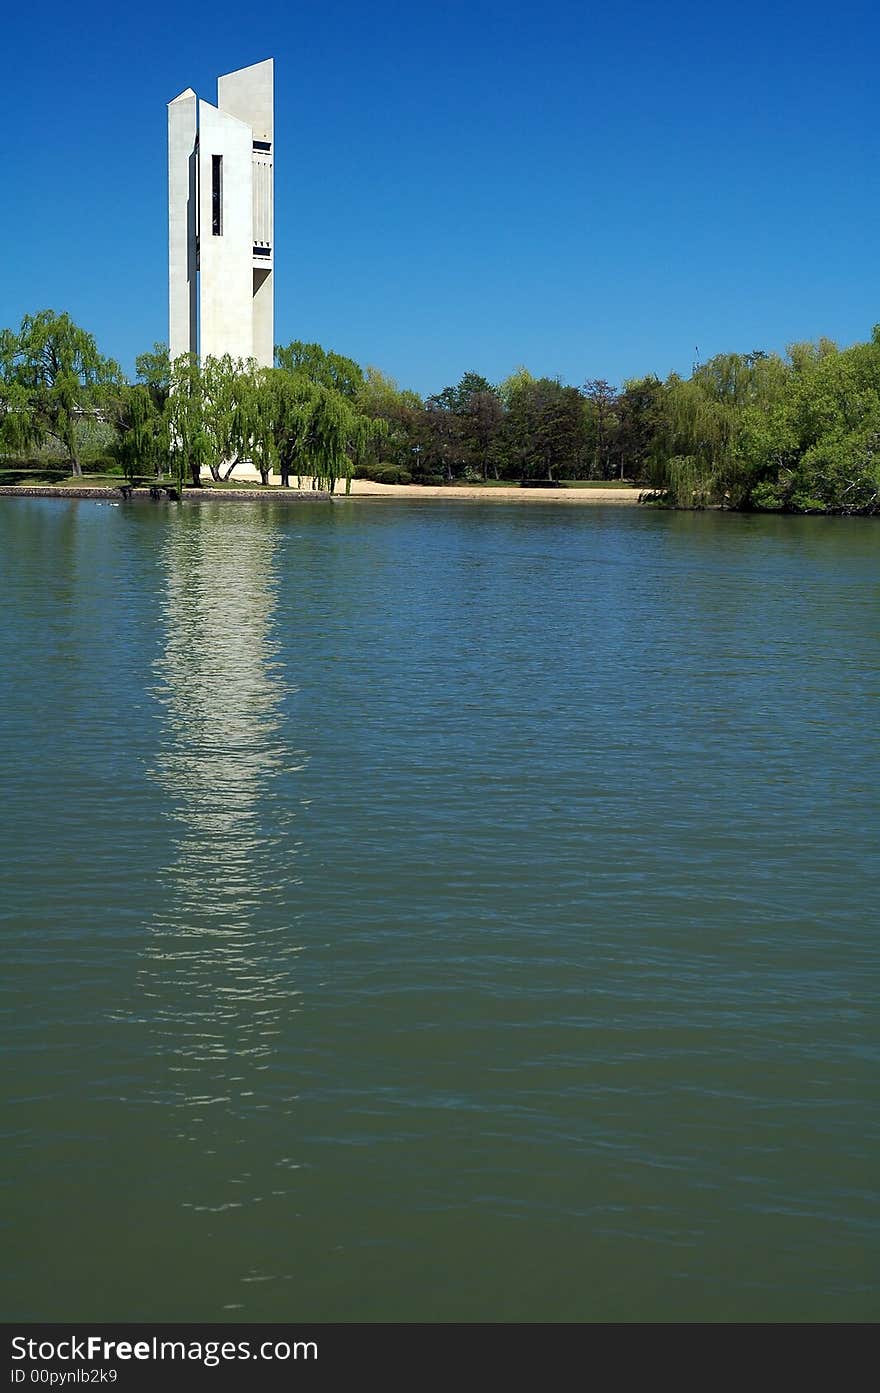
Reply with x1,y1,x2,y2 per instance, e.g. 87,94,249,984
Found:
211,155,223,236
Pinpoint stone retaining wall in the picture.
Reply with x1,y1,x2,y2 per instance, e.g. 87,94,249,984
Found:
0,486,331,502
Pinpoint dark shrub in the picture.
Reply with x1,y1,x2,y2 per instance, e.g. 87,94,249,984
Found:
354,463,412,485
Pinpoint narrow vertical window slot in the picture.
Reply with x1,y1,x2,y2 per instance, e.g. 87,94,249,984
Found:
211,155,223,236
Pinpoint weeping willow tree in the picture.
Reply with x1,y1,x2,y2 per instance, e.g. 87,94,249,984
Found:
0,375,41,458
109,384,167,484
167,353,263,488
305,388,351,492
270,370,385,492
244,367,282,486
649,352,792,507
302,386,385,493
167,354,212,491
198,354,273,481
268,372,314,488
0,311,120,475
653,376,731,506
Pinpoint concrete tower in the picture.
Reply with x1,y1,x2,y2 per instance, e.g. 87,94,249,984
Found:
168,59,274,367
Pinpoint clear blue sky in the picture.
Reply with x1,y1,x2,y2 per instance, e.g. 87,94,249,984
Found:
1,0,877,394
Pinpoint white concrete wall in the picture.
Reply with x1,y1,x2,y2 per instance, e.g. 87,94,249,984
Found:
252,268,274,368
217,59,274,143
198,101,254,364
168,90,197,362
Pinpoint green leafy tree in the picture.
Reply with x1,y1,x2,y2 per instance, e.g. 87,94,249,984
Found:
748,329,880,512
0,372,41,457
421,372,504,481
270,371,316,488
356,366,422,471
462,387,504,479
614,375,665,481
167,354,211,490
644,351,791,507
108,385,167,485
583,379,618,478
199,354,263,481
247,369,280,487
500,376,586,480
0,311,120,475
135,343,171,413
271,370,384,492
275,341,364,399
414,399,466,482
787,338,838,375
497,367,536,408
448,374,504,480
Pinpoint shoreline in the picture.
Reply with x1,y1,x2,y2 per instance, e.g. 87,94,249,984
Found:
0,480,642,505
0,485,331,503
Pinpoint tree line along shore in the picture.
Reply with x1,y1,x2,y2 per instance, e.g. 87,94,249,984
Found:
2,310,879,513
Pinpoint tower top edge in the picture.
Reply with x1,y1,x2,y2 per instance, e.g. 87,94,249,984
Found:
217,57,274,87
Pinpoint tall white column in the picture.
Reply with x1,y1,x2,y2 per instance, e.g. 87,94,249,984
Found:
218,59,275,369
198,101,254,363
168,61,275,369
168,89,198,362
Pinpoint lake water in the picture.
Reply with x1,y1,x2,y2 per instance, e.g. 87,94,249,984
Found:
1,497,878,1322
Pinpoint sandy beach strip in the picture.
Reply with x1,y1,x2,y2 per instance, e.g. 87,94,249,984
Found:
290,477,643,504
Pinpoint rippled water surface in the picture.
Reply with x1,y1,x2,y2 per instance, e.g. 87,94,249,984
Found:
2,498,878,1321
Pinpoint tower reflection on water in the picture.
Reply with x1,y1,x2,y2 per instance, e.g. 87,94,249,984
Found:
140,507,307,1224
